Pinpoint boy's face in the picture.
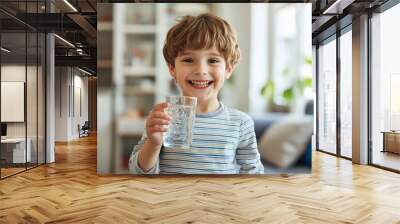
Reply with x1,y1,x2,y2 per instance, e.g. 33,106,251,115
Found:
168,47,233,104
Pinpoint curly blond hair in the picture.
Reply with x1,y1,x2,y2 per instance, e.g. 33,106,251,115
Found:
163,13,241,68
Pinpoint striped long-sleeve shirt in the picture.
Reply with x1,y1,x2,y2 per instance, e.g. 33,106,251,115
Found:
129,103,264,174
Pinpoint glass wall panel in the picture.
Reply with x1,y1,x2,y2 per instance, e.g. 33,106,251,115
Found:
1,30,28,177
0,1,46,179
339,29,352,158
38,32,45,165
371,3,400,171
26,0,40,169
36,0,46,165
317,37,337,154
27,30,38,169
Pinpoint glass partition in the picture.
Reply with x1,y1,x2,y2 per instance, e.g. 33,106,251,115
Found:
38,32,45,165
371,3,400,171
339,29,352,158
1,30,28,177
0,1,46,179
317,37,337,154
27,30,38,169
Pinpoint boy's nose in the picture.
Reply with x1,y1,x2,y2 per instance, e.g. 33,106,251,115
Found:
194,62,208,76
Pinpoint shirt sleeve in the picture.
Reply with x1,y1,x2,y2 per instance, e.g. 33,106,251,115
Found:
236,114,264,174
128,131,160,174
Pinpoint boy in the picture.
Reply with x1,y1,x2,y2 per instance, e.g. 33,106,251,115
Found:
129,13,264,174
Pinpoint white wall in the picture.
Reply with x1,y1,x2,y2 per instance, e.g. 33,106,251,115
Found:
55,67,89,141
72,73,89,138
1,66,26,139
97,88,113,174
1,64,47,163
1,82,25,122
1,65,35,137
1,65,26,81
215,3,251,112
55,67,68,141
249,4,268,114
214,4,310,114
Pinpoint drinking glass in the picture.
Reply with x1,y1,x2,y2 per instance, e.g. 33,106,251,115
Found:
163,96,197,149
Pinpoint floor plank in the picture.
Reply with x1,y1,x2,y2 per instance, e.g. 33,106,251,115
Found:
372,150,400,171
0,135,399,223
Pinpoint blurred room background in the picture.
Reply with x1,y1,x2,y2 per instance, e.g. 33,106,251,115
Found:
97,3,312,174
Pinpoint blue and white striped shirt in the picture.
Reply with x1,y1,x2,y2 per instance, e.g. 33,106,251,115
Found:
129,103,264,174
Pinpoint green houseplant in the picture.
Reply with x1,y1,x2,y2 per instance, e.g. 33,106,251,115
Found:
260,56,312,112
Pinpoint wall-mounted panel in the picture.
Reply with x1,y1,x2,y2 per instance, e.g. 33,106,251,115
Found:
1,82,25,122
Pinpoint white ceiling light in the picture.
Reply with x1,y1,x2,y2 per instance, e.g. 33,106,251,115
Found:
76,48,85,55
78,67,92,76
63,0,78,12
323,0,355,15
54,34,75,48
1,47,11,53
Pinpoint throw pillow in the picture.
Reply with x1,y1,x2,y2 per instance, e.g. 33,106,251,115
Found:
258,115,313,168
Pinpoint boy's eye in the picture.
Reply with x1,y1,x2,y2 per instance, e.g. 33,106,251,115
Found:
208,58,220,63
182,58,193,63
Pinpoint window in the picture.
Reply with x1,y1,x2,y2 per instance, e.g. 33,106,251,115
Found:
317,37,337,154
371,2,400,171
339,29,352,158
272,4,312,108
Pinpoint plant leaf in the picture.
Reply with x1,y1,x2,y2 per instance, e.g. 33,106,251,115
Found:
304,77,312,87
305,56,312,65
282,87,294,104
260,80,275,102
295,77,313,95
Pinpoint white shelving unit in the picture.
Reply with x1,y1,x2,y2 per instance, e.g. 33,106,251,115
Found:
124,25,157,34
97,22,112,31
108,3,214,173
124,67,156,77
97,4,115,174
111,4,171,173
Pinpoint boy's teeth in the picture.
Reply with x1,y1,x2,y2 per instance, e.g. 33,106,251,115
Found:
190,80,211,87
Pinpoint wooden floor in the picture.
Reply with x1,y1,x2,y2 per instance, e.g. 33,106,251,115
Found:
373,150,400,171
1,163,45,178
1,135,400,223
1,167,26,178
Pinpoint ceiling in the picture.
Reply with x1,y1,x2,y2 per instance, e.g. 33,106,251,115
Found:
311,0,391,43
0,0,97,74
1,0,395,74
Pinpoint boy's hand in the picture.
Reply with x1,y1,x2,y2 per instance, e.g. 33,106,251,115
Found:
145,102,171,148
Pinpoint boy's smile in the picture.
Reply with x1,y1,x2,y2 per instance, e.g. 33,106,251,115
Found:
187,80,214,89
168,47,233,112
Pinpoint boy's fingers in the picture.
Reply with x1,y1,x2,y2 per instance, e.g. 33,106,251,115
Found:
152,102,169,112
147,118,170,127
149,112,171,120
148,125,168,133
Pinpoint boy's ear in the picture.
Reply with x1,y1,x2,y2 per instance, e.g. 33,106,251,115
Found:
168,64,176,79
225,64,234,79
